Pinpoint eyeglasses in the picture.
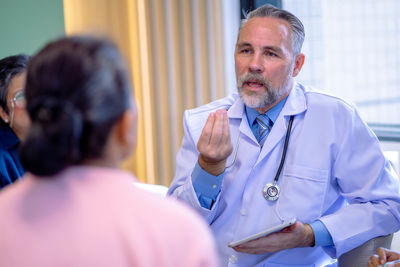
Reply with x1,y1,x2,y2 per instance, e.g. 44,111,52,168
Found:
10,90,25,109
8,90,25,128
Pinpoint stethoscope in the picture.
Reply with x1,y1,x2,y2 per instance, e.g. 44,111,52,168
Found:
225,115,295,201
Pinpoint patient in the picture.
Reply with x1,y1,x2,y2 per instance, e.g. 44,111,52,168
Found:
0,36,218,267
0,54,30,188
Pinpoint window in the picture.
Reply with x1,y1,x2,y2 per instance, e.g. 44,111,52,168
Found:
283,0,400,141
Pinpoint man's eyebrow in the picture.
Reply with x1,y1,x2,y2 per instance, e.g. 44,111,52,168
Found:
263,46,283,54
236,43,283,54
236,42,252,48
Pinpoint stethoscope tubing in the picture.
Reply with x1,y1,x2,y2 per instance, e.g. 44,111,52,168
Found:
272,115,294,184
225,115,295,201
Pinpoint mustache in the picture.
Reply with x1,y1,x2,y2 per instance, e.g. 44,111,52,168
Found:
237,73,271,88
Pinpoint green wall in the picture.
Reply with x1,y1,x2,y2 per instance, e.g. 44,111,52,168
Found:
0,0,65,59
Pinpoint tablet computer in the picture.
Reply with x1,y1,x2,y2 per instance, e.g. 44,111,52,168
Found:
228,218,297,247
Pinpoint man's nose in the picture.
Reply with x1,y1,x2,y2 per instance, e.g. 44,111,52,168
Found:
248,54,264,73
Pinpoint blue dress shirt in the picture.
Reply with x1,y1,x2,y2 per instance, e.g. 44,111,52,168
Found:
191,97,333,247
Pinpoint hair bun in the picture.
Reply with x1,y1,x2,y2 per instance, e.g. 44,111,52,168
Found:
32,96,83,158
31,97,66,123
20,96,84,176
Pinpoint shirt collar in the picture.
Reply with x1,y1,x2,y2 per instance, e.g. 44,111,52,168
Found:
245,96,288,126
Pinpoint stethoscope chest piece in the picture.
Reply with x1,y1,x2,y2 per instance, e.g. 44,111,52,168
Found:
263,183,280,201
261,115,295,202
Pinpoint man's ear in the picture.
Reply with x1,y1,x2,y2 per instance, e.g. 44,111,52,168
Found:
292,53,305,77
0,106,10,124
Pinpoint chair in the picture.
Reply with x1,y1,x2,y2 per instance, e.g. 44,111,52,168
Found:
338,234,393,267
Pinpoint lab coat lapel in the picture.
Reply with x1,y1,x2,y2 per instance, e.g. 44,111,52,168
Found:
257,115,287,165
188,94,238,143
228,96,259,145
256,83,307,166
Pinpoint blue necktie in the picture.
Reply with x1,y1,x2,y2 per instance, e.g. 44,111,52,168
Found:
256,114,272,146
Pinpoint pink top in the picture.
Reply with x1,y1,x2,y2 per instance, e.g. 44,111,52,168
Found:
0,166,219,267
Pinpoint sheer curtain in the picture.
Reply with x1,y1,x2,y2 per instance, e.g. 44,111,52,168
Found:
63,0,239,185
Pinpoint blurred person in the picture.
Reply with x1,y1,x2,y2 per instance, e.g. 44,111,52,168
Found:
369,247,400,267
0,54,30,189
0,36,218,267
168,4,400,266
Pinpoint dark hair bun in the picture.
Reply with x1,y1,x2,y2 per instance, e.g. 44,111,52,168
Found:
20,97,83,176
19,36,132,177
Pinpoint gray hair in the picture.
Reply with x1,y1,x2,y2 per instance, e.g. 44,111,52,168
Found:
239,4,305,56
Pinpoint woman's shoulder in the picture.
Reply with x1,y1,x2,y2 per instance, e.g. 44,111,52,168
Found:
132,189,217,255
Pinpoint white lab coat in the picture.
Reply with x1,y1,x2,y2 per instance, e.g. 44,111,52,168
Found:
168,83,400,267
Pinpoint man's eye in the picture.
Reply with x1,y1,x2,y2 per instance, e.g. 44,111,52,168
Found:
266,51,277,57
240,49,251,54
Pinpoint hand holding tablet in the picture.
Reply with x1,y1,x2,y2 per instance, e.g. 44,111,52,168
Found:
228,218,297,247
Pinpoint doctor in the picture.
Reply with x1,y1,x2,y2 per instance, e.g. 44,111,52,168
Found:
168,4,400,267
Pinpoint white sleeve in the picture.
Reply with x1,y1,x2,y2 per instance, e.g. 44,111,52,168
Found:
321,107,400,257
167,110,220,224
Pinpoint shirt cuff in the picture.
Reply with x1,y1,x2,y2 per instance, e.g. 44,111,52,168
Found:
309,220,334,247
191,162,223,209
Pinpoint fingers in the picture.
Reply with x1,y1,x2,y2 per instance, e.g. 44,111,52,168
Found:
368,247,400,267
198,112,216,146
197,109,233,175
231,238,269,254
279,221,299,233
223,110,231,145
229,221,314,254
385,260,400,267
208,110,226,148
216,110,232,151
386,249,400,262
368,254,381,267
198,109,232,160
377,247,388,265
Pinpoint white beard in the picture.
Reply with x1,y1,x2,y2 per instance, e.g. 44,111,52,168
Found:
237,66,293,109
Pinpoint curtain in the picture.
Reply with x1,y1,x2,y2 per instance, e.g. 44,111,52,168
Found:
63,0,228,186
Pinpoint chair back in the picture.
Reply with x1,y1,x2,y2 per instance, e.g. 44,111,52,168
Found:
338,234,393,267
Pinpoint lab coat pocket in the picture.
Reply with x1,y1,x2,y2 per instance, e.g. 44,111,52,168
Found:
275,164,328,222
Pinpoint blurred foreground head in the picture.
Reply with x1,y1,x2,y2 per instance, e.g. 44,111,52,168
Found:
20,36,137,177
